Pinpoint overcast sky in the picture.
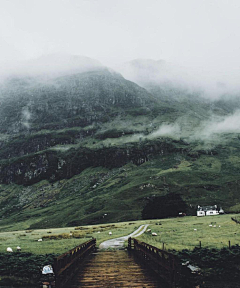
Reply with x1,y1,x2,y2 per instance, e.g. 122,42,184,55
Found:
0,0,240,88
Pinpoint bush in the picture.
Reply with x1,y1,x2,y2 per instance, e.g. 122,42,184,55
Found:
175,245,240,281
42,233,71,240
0,252,57,286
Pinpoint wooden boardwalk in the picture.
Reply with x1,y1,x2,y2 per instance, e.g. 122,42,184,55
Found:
68,250,162,288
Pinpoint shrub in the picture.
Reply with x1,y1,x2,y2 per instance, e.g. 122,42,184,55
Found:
42,233,71,240
72,231,85,238
0,252,57,286
175,245,240,281
74,226,88,230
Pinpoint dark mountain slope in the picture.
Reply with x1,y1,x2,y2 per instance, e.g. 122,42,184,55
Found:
0,58,240,230
0,69,158,134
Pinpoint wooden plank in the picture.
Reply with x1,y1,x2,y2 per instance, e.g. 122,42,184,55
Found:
68,251,162,288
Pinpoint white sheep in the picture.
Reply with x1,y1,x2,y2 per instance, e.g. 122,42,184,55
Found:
147,229,151,232
152,232,158,236
109,231,112,235
38,238,43,242
194,229,197,231
17,246,21,251
7,247,13,252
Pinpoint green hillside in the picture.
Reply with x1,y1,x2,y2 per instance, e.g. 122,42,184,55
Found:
0,62,240,230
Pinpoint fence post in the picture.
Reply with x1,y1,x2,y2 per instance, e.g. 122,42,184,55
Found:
162,242,165,250
228,240,231,249
199,241,201,248
128,237,132,250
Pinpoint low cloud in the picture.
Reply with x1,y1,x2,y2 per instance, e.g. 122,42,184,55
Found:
196,110,240,140
146,110,240,145
116,59,240,100
0,53,103,82
21,107,31,129
148,123,181,139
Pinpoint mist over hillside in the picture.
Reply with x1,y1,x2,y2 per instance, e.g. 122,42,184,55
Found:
117,58,240,100
115,58,240,145
0,54,104,82
0,54,240,230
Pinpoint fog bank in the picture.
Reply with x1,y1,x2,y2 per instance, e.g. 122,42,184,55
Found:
116,59,240,100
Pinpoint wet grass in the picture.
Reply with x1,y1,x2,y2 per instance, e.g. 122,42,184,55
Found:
138,214,240,250
0,221,145,254
0,215,239,255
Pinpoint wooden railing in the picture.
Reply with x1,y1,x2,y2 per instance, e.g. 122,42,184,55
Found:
53,238,96,288
128,238,197,288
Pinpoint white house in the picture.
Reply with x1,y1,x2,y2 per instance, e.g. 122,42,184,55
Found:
197,205,223,216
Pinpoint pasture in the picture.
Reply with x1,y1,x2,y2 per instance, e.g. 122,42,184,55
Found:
0,221,145,254
0,215,239,255
139,214,240,250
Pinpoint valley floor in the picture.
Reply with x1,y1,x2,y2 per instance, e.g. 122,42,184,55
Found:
0,214,239,253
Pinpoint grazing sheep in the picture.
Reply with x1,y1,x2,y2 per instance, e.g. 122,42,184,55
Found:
17,246,21,251
7,247,13,252
194,229,197,231
38,238,43,242
69,233,72,236
152,232,158,236
147,229,151,232
109,232,112,235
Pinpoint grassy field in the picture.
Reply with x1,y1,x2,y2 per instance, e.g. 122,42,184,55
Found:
138,214,240,250
0,215,239,255
0,221,145,254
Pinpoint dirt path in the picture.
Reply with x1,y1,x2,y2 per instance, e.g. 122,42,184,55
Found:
99,224,149,249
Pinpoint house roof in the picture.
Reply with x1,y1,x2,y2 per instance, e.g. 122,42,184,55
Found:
197,205,217,211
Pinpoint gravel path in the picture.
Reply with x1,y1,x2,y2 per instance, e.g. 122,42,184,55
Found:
99,224,149,249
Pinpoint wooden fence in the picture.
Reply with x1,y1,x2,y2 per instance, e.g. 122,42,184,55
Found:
53,238,96,288
128,237,198,288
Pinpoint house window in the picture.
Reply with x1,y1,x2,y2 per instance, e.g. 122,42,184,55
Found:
210,212,213,214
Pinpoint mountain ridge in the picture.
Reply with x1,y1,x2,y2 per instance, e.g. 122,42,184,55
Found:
0,55,240,230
